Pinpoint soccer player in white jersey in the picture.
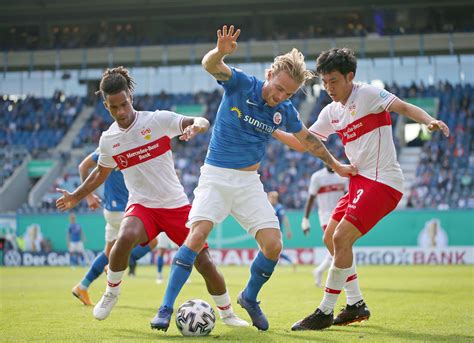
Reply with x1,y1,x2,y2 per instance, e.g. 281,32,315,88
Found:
152,25,356,332
302,165,347,287
56,66,247,328
275,48,449,330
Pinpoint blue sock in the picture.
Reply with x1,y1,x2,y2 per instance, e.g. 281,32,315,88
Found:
280,252,292,264
130,244,151,263
162,245,197,309
80,252,109,288
157,255,164,273
243,251,277,302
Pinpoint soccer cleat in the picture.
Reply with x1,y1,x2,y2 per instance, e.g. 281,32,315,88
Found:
150,305,173,331
237,292,269,331
221,313,250,327
291,308,333,331
72,284,94,306
333,300,371,326
312,268,324,288
93,292,119,320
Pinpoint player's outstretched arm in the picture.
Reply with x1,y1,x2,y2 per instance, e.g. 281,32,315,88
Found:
202,25,241,81
389,98,450,137
56,165,112,211
78,153,102,210
301,194,316,235
294,126,357,177
179,117,210,142
273,129,307,152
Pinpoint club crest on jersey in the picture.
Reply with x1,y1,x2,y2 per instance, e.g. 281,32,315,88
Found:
349,103,357,116
141,128,152,140
117,155,128,168
273,112,282,125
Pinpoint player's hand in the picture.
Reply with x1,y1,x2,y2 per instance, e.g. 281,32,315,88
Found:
427,120,450,137
333,163,357,178
179,124,201,142
216,25,241,55
56,188,78,211
86,194,101,210
301,217,310,236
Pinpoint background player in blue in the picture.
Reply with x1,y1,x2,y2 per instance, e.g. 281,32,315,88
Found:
268,191,295,270
67,213,87,267
153,24,356,331
72,149,156,306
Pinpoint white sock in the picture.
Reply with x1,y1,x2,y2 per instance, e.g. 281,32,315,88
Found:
316,253,333,273
344,260,363,305
106,269,125,295
319,265,351,314
211,291,233,318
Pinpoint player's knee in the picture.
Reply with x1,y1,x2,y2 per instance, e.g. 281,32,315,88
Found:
186,229,208,249
332,231,351,250
117,227,139,248
261,238,282,260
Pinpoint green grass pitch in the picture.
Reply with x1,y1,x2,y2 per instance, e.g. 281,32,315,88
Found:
1,265,473,342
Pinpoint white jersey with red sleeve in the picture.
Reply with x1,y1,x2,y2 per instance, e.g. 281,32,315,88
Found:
308,168,347,226
309,82,404,192
98,110,189,209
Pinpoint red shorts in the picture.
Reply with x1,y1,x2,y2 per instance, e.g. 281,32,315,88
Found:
124,203,209,249
331,174,402,235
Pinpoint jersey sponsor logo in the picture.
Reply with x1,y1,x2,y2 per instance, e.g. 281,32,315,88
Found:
317,183,346,194
112,136,171,170
335,111,391,145
231,106,277,134
331,119,339,124
273,112,282,125
140,127,152,140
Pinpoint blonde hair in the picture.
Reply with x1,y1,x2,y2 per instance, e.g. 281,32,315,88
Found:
270,48,315,85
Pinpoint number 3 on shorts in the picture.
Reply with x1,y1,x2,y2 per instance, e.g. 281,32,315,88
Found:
352,189,364,204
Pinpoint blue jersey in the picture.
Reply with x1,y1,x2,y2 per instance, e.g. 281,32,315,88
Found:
274,203,286,231
68,223,82,242
92,150,128,211
205,68,303,169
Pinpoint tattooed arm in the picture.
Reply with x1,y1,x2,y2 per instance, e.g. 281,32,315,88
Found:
202,25,241,81
293,126,357,177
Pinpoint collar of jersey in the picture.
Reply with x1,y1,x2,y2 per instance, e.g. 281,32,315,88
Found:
118,111,139,133
248,80,267,107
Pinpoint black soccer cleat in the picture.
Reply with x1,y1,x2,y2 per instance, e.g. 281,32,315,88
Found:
291,308,333,331
333,300,370,326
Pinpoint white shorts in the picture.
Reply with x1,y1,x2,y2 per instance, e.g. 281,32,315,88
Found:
68,241,85,253
156,232,178,249
104,209,124,242
187,164,280,237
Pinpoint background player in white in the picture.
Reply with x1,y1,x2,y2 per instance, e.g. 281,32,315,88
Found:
302,165,347,287
153,25,356,332
56,66,247,327
275,47,449,330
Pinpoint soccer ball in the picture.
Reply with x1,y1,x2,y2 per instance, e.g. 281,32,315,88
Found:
175,299,216,336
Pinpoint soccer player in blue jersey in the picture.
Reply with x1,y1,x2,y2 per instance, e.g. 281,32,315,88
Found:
67,213,87,267
152,25,356,331
268,191,295,270
71,149,156,306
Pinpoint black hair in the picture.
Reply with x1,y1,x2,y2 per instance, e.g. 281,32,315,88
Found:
316,48,357,77
96,66,136,99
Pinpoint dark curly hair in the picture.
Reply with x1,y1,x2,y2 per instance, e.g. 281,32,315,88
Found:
96,66,136,99
316,48,357,77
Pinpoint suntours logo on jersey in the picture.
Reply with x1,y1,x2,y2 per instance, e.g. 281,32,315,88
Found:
230,106,276,134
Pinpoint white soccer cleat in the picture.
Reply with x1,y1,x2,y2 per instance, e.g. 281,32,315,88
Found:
221,313,250,327
313,268,324,288
93,292,119,320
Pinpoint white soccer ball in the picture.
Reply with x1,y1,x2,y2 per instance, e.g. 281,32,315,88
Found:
175,299,216,336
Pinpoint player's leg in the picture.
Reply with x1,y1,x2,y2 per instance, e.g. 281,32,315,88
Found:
151,219,212,331
94,215,149,320
194,248,249,327
156,247,166,283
